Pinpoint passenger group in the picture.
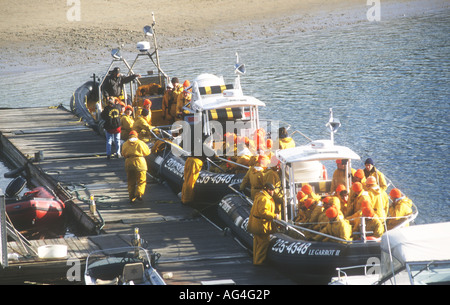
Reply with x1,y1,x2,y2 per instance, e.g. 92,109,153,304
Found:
99,67,413,267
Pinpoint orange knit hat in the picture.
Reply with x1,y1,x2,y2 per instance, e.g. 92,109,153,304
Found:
354,169,365,179
352,182,363,193
143,99,152,107
326,206,338,219
335,184,346,194
389,188,402,199
362,206,374,217
361,199,371,209
297,191,306,201
129,130,138,137
301,184,313,195
304,198,314,209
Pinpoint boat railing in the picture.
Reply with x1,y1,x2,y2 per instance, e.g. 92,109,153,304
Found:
333,263,381,283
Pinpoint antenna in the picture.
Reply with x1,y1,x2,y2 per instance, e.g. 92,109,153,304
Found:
325,108,341,144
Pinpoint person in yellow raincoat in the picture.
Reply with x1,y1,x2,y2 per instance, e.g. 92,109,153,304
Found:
263,156,283,213
120,105,134,141
330,159,355,195
175,80,192,121
132,108,153,142
121,131,150,202
240,155,269,200
162,77,183,124
247,183,279,265
181,157,204,204
346,181,371,219
295,196,314,223
360,206,384,238
387,188,413,230
278,127,295,150
365,176,389,224
301,184,321,202
363,158,387,192
315,206,352,243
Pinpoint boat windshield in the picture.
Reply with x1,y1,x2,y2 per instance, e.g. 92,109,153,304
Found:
408,261,450,285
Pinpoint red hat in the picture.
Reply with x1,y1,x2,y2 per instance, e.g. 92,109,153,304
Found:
125,105,133,112
352,182,363,193
361,199,371,209
323,196,331,204
183,80,190,88
266,139,273,149
362,206,374,217
129,130,138,137
335,184,346,194
304,198,314,209
389,188,402,199
297,191,306,201
326,206,339,219
301,184,313,195
354,169,365,179
143,99,152,107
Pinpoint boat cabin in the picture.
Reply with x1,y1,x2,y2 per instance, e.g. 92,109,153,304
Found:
276,138,360,222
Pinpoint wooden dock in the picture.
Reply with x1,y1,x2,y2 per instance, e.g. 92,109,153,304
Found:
0,106,295,285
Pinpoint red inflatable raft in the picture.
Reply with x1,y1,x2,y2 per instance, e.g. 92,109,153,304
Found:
6,186,65,229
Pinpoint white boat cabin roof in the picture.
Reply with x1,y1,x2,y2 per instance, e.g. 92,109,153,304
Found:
191,73,266,112
276,140,361,164
193,94,266,112
381,222,450,264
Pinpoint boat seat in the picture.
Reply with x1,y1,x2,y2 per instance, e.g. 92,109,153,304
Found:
122,262,145,284
95,277,119,285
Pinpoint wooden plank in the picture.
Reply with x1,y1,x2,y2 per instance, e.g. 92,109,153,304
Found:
0,107,297,285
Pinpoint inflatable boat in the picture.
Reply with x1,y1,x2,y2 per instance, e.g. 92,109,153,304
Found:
218,111,418,283
5,177,65,229
70,17,170,136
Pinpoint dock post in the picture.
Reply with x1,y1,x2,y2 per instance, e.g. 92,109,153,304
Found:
0,189,7,267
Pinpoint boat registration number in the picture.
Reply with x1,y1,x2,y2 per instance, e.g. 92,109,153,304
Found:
271,239,311,255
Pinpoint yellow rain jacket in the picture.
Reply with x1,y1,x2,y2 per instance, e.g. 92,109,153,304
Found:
347,190,371,219
263,168,283,212
181,157,203,204
278,137,295,150
240,166,266,200
316,215,353,243
133,116,153,142
330,167,356,195
366,185,389,222
363,217,385,238
364,167,388,192
387,196,413,230
162,84,183,122
175,92,192,120
247,190,277,265
121,136,150,199
120,114,134,141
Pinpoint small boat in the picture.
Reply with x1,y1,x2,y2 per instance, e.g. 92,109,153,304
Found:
329,222,450,285
5,176,65,229
84,246,166,285
69,14,286,205
146,70,271,204
70,13,170,136
218,110,418,284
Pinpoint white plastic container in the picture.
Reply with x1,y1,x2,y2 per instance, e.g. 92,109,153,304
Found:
37,245,68,259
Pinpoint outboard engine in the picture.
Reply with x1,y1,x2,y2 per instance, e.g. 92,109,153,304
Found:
5,176,27,198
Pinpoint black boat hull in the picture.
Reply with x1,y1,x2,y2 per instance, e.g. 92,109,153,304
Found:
217,193,381,283
147,150,245,204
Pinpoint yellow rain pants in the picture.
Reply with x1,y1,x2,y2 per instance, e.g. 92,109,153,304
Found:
181,157,203,204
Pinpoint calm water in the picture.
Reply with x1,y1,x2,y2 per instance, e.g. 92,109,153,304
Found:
0,9,449,224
